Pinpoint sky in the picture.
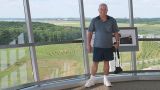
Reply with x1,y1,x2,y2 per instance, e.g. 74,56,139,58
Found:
0,0,160,18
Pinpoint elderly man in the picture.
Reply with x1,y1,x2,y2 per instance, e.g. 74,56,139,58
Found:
85,3,120,87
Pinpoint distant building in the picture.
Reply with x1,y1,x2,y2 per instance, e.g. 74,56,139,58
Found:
138,35,144,38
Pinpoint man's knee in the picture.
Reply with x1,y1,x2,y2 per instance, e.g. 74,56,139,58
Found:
93,61,99,65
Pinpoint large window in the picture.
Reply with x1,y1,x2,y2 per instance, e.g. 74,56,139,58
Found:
29,0,85,80
0,0,160,89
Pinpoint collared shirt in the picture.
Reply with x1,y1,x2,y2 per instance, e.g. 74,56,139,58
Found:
88,15,119,48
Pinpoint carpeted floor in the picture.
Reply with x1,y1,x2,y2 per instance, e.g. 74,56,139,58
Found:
65,80,160,90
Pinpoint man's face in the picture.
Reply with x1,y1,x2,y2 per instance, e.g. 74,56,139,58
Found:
98,5,108,16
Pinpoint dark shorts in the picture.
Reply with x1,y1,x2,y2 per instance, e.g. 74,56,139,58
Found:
93,47,114,62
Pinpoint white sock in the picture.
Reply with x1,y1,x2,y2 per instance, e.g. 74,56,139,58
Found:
104,75,109,80
104,75,108,78
90,75,95,79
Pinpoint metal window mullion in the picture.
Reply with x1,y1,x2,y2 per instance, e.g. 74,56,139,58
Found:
128,0,137,75
78,0,90,75
23,0,40,82
128,0,134,27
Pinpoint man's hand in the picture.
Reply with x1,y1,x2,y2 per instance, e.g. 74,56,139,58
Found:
87,44,92,53
114,42,120,49
114,32,120,49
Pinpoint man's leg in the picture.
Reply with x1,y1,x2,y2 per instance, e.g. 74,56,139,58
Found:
91,61,99,75
85,61,99,87
103,61,109,75
103,61,112,87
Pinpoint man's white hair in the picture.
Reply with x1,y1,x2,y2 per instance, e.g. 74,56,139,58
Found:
99,3,108,9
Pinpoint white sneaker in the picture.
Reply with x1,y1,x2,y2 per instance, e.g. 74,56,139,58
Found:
103,75,112,87
85,75,96,87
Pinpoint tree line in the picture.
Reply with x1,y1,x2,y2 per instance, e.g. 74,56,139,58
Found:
0,22,81,45
116,18,160,24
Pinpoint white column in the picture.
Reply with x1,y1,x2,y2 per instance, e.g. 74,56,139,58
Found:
128,0,137,74
23,0,40,82
78,0,90,75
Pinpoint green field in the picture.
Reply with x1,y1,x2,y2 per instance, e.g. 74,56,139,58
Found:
0,20,160,89
1,41,159,80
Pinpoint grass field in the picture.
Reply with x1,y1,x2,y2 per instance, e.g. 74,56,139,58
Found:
0,21,160,89
1,41,159,79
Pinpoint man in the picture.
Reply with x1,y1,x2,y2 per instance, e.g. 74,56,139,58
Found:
85,3,120,87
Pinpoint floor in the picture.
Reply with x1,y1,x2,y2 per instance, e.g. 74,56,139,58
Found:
65,80,160,90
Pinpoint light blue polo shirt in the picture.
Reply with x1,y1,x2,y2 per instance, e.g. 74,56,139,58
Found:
88,15,119,48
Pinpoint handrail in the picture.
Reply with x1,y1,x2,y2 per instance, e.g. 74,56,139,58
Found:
0,38,160,49
138,38,160,41
0,40,83,49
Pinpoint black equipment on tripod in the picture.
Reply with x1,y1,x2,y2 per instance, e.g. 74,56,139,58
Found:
112,45,123,74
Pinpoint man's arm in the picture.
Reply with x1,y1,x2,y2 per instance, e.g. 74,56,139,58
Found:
87,31,93,53
114,32,120,48
87,18,95,52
